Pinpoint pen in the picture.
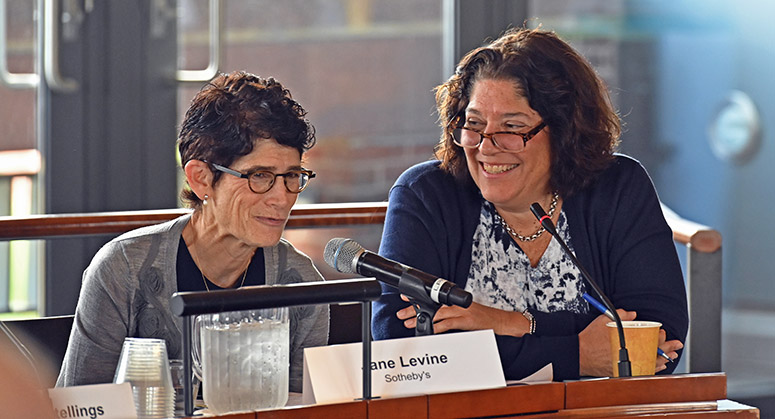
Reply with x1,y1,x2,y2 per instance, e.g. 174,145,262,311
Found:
582,293,673,363
657,348,673,363
582,292,614,322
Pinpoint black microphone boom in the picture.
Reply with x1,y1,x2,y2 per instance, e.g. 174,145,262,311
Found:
324,238,472,309
529,203,632,378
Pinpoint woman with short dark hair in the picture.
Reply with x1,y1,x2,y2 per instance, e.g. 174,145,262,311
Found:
58,71,328,393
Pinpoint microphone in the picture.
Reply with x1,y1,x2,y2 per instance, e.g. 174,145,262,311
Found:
324,238,473,309
529,203,632,378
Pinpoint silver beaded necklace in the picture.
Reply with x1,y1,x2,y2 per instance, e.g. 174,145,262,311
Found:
498,191,559,242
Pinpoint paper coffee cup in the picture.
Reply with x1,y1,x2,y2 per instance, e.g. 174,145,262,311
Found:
606,321,661,377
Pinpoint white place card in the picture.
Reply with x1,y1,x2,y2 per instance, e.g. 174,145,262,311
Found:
303,329,505,404
48,382,137,419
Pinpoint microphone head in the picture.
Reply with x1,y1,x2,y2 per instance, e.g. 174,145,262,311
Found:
530,202,547,220
323,238,365,274
530,202,557,236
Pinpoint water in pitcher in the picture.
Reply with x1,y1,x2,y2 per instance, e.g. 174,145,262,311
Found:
200,318,290,413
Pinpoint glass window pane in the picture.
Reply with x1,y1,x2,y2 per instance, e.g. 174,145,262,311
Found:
177,0,443,204
0,0,39,315
1,0,37,150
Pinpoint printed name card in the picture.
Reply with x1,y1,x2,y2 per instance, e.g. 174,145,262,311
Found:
48,382,137,419
302,329,505,404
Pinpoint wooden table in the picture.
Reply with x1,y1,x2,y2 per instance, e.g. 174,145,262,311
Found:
191,373,759,418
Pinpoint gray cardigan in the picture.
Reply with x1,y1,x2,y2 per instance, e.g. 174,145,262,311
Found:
56,214,329,392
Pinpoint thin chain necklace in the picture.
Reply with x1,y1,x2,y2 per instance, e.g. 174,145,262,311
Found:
201,264,248,291
498,191,559,242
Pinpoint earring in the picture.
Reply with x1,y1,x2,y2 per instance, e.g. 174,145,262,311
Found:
203,194,209,205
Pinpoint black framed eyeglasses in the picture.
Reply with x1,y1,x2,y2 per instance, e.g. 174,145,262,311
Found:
207,162,316,194
449,118,546,153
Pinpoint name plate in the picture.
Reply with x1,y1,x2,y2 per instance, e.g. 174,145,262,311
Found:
303,329,505,404
48,382,137,419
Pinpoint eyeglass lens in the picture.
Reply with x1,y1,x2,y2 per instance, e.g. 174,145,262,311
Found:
452,128,527,151
249,171,309,193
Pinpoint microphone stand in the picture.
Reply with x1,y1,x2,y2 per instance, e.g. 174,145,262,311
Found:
398,271,440,336
530,203,632,377
554,233,632,377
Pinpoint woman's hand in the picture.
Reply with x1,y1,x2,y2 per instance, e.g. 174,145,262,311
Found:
580,311,684,377
578,309,637,377
657,329,683,372
395,295,531,337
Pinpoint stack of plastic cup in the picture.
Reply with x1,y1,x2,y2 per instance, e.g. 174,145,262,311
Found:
113,337,175,419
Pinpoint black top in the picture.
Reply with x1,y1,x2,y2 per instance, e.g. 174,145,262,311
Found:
176,237,265,292
374,155,688,381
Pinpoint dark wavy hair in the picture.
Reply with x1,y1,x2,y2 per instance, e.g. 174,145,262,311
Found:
177,71,316,207
434,28,620,197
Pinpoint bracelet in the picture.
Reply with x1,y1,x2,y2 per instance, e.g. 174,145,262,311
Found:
522,309,535,335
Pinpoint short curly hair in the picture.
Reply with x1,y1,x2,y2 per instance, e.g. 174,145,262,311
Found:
177,71,316,207
434,28,620,197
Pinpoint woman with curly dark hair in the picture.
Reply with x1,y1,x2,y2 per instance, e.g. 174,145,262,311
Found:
373,28,688,381
58,71,328,393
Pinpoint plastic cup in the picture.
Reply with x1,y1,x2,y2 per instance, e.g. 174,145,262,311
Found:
606,321,662,377
113,337,175,419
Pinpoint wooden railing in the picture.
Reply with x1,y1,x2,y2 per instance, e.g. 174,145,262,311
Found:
0,201,721,373
0,202,388,240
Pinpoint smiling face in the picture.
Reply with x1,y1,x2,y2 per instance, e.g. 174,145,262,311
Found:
463,78,553,213
207,138,303,247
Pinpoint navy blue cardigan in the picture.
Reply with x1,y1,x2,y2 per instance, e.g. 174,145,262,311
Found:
372,155,689,381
